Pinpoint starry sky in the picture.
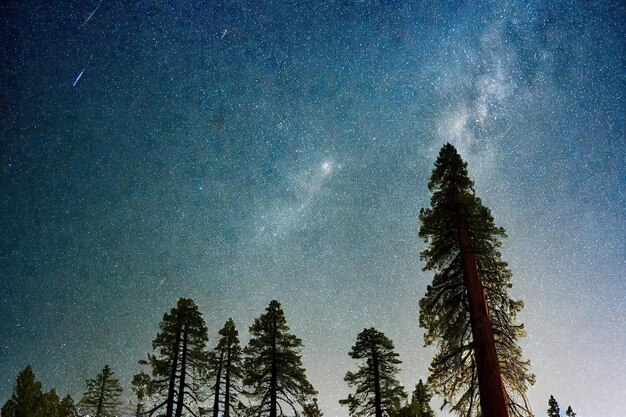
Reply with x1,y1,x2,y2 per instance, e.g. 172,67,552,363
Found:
1,0,624,416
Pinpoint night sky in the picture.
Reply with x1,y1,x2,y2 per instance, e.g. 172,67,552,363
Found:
1,1,624,416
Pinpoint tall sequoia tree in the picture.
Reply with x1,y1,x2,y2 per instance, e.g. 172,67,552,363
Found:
208,318,244,417
79,365,123,417
243,300,317,417
144,298,209,417
419,144,534,417
339,328,406,417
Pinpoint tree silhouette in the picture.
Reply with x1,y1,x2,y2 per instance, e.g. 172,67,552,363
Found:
1,366,43,417
419,144,534,417
79,365,123,417
565,406,576,417
339,328,406,417
144,298,209,417
547,396,560,417
131,371,152,417
243,300,317,417
208,318,244,417
1,366,78,417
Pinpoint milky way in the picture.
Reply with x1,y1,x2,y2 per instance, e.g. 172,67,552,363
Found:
1,1,624,416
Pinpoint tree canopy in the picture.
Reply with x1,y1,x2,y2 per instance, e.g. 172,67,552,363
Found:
339,328,406,417
418,143,534,417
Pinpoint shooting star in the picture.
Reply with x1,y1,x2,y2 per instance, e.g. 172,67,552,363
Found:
73,55,93,87
220,29,228,39
82,0,103,26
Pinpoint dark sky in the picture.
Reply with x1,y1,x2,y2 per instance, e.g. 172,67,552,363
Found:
1,0,624,416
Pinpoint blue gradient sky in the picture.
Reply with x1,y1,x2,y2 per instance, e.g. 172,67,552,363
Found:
1,1,624,416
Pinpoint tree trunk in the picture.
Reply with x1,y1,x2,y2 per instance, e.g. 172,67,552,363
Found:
224,345,232,417
166,324,182,417
457,213,509,417
371,344,382,417
212,348,225,417
175,322,189,417
270,318,277,417
96,373,106,417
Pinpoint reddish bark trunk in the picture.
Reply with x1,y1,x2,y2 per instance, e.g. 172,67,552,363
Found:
457,213,509,417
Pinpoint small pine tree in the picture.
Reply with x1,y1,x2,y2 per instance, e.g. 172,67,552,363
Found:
302,398,323,417
58,396,78,417
339,328,406,417
208,319,244,417
411,380,435,417
131,371,152,417
547,396,560,417
243,300,317,417
79,365,123,417
1,366,44,417
565,406,576,417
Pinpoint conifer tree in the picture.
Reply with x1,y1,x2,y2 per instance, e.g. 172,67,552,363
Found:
410,380,434,417
418,143,534,417
79,365,123,417
131,371,152,417
302,399,323,417
208,319,244,417
547,396,560,417
243,300,317,417
1,366,43,417
565,406,576,417
58,396,78,417
339,328,406,417
1,366,77,417
144,298,209,417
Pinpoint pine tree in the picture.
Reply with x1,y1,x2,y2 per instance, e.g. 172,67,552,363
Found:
131,371,152,417
565,406,576,417
1,366,44,417
144,298,209,417
58,396,78,417
547,396,560,417
208,319,244,417
79,365,123,417
38,389,61,417
339,328,406,417
410,380,434,417
243,300,317,417
302,399,323,417
418,144,534,417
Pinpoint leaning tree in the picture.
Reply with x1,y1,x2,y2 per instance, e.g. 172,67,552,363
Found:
339,328,406,417
418,143,534,417
143,298,209,417
243,300,318,417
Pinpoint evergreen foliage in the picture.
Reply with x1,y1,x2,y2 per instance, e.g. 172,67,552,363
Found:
144,298,209,417
1,366,43,417
547,396,560,417
418,143,534,416
131,371,152,417
409,380,435,417
339,328,406,417
1,366,77,417
208,318,244,417
243,300,317,417
79,365,123,417
565,406,576,417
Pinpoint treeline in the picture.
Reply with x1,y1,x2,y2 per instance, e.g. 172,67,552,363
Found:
2,144,581,417
1,300,435,417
